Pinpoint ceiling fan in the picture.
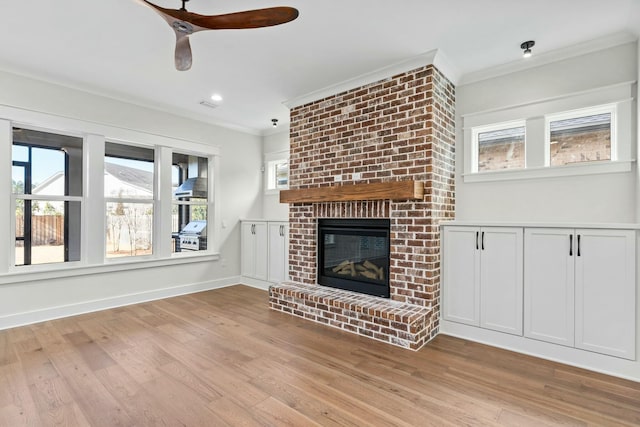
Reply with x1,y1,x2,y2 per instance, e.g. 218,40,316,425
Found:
138,0,299,71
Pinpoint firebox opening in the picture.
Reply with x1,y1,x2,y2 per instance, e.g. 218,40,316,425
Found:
317,218,390,298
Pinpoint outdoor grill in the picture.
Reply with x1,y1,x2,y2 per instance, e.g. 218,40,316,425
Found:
178,220,207,251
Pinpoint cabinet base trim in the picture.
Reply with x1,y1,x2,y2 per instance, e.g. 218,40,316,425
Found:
239,276,272,291
440,320,639,382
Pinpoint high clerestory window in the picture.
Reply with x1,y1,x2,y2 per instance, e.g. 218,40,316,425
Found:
463,83,632,183
547,106,614,167
473,121,526,172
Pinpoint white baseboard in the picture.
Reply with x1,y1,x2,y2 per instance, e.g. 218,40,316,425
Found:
238,276,272,291
440,320,640,383
0,276,243,331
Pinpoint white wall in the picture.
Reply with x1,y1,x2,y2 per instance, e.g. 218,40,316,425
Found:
0,69,263,328
637,40,640,223
448,40,640,382
262,128,290,220
456,42,638,223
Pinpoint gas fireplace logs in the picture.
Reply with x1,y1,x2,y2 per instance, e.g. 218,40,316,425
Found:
332,259,385,281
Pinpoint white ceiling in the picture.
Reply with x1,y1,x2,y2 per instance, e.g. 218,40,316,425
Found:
0,0,638,135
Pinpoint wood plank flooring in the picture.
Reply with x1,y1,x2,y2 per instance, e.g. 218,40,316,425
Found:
1,284,639,426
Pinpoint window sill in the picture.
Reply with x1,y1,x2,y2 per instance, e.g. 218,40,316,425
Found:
0,252,220,285
265,188,288,196
463,160,634,183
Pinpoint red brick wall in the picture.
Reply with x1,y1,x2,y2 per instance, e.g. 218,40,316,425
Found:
287,64,455,336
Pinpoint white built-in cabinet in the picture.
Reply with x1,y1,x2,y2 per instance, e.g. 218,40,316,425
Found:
268,222,289,283
241,220,288,283
443,226,523,336
241,221,268,281
443,224,636,361
525,228,636,359
524,228,575,347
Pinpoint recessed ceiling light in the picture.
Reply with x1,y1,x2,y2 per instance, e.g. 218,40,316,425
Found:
211,93,223,102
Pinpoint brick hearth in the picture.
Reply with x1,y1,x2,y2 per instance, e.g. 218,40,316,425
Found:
270,282,434,350
269,64,455,350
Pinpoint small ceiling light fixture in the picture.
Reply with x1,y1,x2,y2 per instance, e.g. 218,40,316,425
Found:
520,40,535,58
271,118,278,128
210,93,223,102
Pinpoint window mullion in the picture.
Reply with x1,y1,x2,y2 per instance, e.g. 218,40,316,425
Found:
0,120,12,273
85,134,105,265
156,146,173,258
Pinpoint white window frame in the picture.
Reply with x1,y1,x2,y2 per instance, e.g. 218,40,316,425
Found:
462,82,634,183
471,119,527,173
104,141,157,261
264,150,289,195
0,107,221,283
170,149,215,258
545,103,617,167
8,124,85,273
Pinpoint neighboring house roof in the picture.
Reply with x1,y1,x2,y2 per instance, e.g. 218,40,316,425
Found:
32,171,64,195
31,163,153,196
104,162,153,194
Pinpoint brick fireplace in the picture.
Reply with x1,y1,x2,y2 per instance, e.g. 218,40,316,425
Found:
270,64,455,350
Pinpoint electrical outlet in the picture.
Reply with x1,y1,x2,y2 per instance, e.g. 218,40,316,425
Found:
334,175,342,182
353,172,361,181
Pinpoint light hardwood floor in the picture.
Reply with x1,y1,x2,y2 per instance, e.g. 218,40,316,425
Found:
1,285,639,426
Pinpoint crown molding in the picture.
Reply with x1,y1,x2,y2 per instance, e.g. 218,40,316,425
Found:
459,31,638,86
0,65,262,137
283,50,456,109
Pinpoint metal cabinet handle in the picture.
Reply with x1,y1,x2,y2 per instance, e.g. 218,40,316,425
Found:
251,224,255,235
577,234,581,257
569,234,573,256
476,231,479,250
481,231,485,250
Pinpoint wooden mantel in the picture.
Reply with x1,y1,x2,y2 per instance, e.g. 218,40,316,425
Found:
280,180,424,204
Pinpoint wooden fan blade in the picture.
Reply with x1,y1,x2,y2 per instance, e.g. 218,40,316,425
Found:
174,32,192,71
138,1,298,30
189,7,299,30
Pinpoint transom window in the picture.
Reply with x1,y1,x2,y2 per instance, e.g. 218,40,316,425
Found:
474,121,526,172
547,105,614,166
463,85,630,184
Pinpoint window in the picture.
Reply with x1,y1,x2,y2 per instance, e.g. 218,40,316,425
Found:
463,83,632,183
2,115,220,278
172,153,208,253
547,106,614,166
105,142,154,258
265,151,289,193
473,121,526,172
11,128,83,266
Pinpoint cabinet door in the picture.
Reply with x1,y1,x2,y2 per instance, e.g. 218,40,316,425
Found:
524,228,575,347
241,222,255,277
480,227,523,335
241,221,268,280
575,229,636,360
253,222,268,281
268,222,289,283
443,226,481,326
